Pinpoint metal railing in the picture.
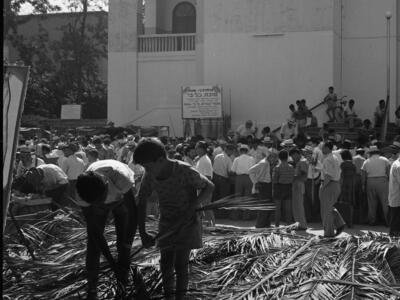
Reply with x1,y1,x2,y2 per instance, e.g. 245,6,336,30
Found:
138,34,196,52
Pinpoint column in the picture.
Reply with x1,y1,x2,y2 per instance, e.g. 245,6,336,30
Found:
108,0,138,126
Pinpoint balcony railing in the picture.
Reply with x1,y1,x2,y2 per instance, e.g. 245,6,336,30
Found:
138,34,196,53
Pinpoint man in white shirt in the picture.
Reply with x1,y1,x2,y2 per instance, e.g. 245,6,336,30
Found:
16,146,45,177
361,146,390,225
76,160,138,298
194,141,214,225
388,147,400,236
61,143,86,200
232,144,255,195
280,120,297,140
236,120,258,139
249,152,272,228
194,141,213,180
344,99,361,129
231,144,255,220
213,144,234,199
20,164,69,211
319,141,346,237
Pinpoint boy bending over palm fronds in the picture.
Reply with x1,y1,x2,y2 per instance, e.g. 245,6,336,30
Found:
76,160,138,299
135,138,214,300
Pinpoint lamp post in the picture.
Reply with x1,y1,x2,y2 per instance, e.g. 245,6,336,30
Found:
382,11,392,141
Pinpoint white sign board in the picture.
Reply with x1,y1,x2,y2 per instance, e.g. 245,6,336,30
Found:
182,85,222,119
61,104,81,119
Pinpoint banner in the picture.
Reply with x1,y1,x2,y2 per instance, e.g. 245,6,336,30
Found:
61,104,81,119
182,85,222,119
3,65,30,232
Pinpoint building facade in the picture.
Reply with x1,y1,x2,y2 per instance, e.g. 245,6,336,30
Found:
108,0,399,137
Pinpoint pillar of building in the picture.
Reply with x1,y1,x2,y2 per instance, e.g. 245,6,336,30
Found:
144,0,157,34
397,0,400,109
107,0,139,126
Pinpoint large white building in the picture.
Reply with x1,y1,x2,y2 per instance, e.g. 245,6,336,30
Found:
108,0,399,137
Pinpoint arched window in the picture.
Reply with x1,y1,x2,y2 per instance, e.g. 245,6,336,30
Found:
172,2,196,33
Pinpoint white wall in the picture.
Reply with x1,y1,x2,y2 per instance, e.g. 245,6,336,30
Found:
339,0,398,123
127,52,197,136
202,0,334,131
203,31,334,131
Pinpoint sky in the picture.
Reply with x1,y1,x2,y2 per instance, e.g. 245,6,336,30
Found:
19,0,108,15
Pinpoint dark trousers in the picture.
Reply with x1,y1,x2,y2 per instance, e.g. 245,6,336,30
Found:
231,174,253,220
389,206,400,236
273,183,293,226
45,183,69,211
82,190,137,289
212,173,232,218
255,182,272,228
304,178,321,222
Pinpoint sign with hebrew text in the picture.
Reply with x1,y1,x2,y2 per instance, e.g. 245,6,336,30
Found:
182,85,222,119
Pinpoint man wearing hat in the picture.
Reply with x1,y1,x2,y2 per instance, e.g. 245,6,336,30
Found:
361,146,391,225
280,120,297,141
16,146,45,177
319,141,346,237
388,144,400,236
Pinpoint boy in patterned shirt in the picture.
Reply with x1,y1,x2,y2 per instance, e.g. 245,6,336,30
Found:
135,138,214,300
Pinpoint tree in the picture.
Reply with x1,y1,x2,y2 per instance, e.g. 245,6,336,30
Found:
5,0,108,120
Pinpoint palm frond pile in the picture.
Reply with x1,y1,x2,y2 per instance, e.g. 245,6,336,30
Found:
3,208,400,299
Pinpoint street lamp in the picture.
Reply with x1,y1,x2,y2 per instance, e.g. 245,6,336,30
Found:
382,11,392,141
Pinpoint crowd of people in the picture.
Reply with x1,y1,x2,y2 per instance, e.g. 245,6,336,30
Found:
10,97,400,299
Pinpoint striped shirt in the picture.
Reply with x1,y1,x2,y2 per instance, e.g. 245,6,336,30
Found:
272,161,294,184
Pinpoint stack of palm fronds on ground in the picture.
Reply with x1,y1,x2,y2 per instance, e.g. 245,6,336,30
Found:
3,208,400,299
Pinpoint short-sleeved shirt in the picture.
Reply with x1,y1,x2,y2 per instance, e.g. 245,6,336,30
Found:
324,92,338,108
361,155,390,178
37,164,68,191
272,161,294,184
138,160,211,250
231,154,255,175
16,157,45,177
86,160,135,204
61,155,85,180
388,158,400,207
195,154,213,179
213,152,233,178
321,153,341,181
293,158,309,182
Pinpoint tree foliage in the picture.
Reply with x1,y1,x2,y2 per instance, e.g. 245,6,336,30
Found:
5,0,108,120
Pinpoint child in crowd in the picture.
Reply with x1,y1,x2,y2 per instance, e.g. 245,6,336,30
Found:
134,138,214,300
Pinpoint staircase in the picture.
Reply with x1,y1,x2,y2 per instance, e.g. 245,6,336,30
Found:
304,122,400,142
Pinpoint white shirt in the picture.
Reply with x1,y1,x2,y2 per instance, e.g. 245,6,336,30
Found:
61,155,86,180
321,153,341,181
231,154,255,175
213,152,233,178
236,124,256,137
37,164,68,191
388,158,400,207
195,154,213,179
332,149,344,165
16,157,45,177
249,158,271,183
86,160,135,204
280,123,297,139
361,155,390,178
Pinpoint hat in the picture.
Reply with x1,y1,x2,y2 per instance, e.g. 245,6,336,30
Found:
57,143,68,150
303,145,313,152
288,120,296,125
393,141,400,148
127,141,137,149
368,145,380,154
18,146,33,154
239,144,249,151
280,139,296,148
263,136,272,143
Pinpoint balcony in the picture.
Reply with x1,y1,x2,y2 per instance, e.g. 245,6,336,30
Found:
138,34,196,53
